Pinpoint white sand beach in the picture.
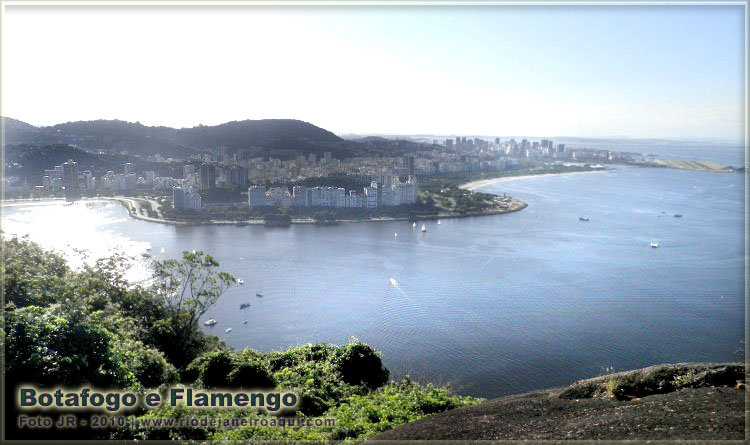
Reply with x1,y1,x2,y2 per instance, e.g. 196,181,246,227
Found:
460,169,608,191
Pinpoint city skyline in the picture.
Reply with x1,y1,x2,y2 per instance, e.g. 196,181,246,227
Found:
2,4,745,141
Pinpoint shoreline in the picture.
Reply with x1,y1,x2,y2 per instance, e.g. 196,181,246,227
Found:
107,197,528,226
459,169,609,191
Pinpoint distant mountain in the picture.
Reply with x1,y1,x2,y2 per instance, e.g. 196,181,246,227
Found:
1,118,350,159
2,117,40,141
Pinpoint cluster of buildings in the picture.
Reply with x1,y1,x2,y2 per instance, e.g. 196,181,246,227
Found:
42,160,82,202
30,135,637,209
248,174,418,210
172,186,202,212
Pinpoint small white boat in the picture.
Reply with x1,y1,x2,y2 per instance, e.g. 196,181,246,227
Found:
394,233,398,237
412,222,417,228
421,224,427,232
437,220,442,225
225,328,232,333
650,242,659,248
204,318,217,326
160,247,165,254
256,292,264,297
237,279,244,285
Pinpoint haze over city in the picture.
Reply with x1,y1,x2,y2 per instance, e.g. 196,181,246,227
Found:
2,5,745,141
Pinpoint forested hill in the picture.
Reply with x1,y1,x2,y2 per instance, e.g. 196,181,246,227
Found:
1,117,350,159
3,144,158,179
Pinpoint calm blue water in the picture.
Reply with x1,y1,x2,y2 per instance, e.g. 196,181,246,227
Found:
2,165,745,398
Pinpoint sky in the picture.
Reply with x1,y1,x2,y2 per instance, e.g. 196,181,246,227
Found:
2,5,745,141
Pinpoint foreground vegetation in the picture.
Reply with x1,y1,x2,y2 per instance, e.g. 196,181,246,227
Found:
2,237,480,440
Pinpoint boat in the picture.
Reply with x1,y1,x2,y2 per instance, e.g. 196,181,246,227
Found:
421,224,427,232
240,303,251,309
437,220,442,225
225,328,232,333
674,214,682,218
412,222,417,228
579,217,589,222
204,318,217,326
650,242,659,248
160,247,165,254
237,279,244,285
256,292,264,297
394,233,398,237
243,320,248,324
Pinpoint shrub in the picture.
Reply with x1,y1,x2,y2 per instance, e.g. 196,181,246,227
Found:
334,341,389,390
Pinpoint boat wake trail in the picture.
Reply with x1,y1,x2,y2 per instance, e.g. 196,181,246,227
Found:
389,278,411,300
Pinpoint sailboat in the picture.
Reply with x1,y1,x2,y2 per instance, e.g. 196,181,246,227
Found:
421,224,427,232
437,220,442,225
159,247,165,254
412,222,417,229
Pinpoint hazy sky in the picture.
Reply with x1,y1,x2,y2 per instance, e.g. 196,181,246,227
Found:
2,5,745,140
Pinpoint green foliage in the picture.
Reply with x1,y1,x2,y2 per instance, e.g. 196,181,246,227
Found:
2,237,71,307
3,237,481,442
335,341,389,389
327,379,482,440
263,213,292,226
151,250,235,333
673,370,699,388
229,350,275,389
186,349,234,388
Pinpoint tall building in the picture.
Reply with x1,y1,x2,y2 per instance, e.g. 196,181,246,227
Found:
183,164,195,178
225,166,249,188
173,186,202,212
445,139,454,151
364,182,378,209
248,186,268,208
200,164,217,190
402,155,415,176
62,160,80,202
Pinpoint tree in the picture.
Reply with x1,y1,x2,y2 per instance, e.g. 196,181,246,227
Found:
150,251,235,332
